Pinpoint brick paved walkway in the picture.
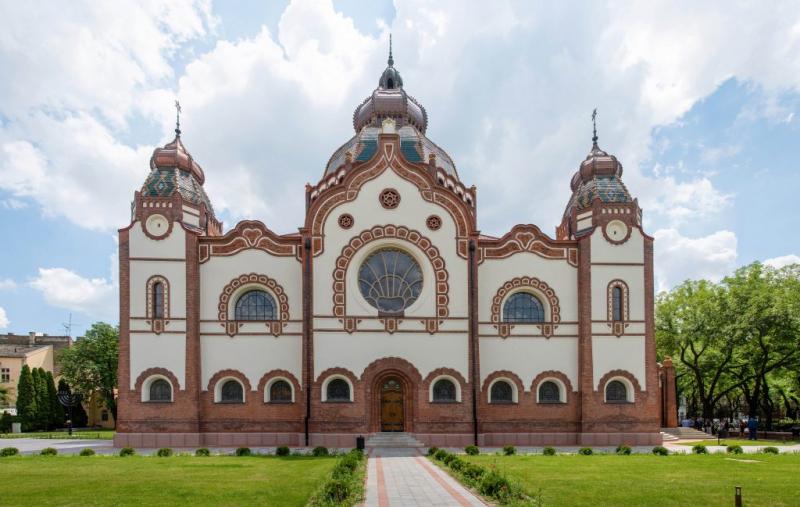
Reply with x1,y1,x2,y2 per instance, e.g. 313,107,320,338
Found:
364,448,485,507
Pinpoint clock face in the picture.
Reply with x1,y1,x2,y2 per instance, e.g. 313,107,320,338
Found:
606,220,628,242
145,214,170,238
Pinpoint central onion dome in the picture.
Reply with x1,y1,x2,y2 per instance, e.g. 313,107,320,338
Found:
324,38,458,178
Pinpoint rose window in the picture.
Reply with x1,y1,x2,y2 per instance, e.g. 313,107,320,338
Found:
358,248,423,314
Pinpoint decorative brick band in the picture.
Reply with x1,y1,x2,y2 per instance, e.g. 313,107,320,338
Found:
134,367,182,392
596,369,642,394
145,275,170,335
217,273,290,336
490,276,561,337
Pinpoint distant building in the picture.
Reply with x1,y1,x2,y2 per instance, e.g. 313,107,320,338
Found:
0,332,70,407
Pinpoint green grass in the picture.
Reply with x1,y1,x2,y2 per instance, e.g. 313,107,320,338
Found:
465,454,800,506
0,455,338,506
675,438,798,447
0,429,115,440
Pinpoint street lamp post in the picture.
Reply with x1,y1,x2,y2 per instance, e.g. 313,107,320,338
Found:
56,390,81,437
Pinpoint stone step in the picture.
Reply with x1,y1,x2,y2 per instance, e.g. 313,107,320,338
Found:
661,427,710,439
366,432,426,448
660,432,679,442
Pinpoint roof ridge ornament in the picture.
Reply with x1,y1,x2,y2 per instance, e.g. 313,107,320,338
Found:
591,107,598,147
175,100,182,138
388,33,394,66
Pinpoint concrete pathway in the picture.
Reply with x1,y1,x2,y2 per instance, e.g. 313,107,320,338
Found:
1,438,113,455
365,448,485,507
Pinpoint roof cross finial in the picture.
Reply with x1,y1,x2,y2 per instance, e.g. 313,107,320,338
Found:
591,107,598,146
175,99,182,138
388,33,394,66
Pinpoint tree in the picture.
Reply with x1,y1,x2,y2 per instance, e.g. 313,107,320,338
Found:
16,365,36,431
32,368,51,430
60,322,119,423
57,378,88,428
0,385,8,407
46,371,64,428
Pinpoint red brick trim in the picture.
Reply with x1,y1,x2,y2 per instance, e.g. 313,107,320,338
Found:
217,273,290,336
145,275,170,334
361,357,423,433
134,367,181,395
198,220,300,263
256,369,302,403
490,276,561,337
206,369,253,394
596,369,642,395
481,370,525,404
315,367,359,388
140,205,177,241
479,224,578,266
601,217,633,244
422,367,468,403
606,279,630,336
332,225,449,320
530,370,574,404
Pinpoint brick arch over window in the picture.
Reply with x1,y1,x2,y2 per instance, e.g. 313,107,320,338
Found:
217,273,290,336
490,276,561,337
595,369,642,395
607,279,630,336
332,225,449,319
481,370,525,404
422,367,468,403
145,275,170,334
134,367,181,393
256,370,302,402
530,370,574,404
206,369,253,394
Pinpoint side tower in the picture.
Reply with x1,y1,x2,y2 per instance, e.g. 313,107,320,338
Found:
558,125,661,445
116,122,221,448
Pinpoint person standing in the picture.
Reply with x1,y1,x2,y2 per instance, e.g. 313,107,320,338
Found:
747,416,758,440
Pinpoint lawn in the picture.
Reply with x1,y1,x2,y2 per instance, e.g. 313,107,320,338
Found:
464,454,800,506
0,429,115,440
675,438,798,447
0,455,338,506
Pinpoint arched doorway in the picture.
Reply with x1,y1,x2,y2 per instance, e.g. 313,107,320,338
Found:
380,377,404,432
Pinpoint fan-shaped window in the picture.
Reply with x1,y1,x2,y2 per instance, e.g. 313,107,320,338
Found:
220,379,244,403
358,249,423,314
432,379,457,402
538,381,561,403
269,380,292,403
234,290,276,321
502,292,545,323
148,378,171,402
153,282,164,319
612,286,623,321
606,380,628,403
326,378,351,402
490,380,514,404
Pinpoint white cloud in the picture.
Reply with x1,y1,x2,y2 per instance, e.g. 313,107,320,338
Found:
641,176,733,227
0,307,8,329
1,198,27,210
653,228,738,292
29,267,116,321
0,278,16,290
764,254,800,269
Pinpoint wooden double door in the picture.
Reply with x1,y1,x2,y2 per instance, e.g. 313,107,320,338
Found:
380,378,404,432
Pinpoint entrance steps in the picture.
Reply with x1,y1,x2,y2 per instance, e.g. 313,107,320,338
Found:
661,427,710,440
366,432,425,448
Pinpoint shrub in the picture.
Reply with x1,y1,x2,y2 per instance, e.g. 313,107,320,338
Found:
119,447,135,457
79,448,95,456
442,452,456,465
434,449,448,461
276,446,290,456
652,446,669,456
311,446,329,457
502,445,516,456
40,447,58,456
156,448,173,457
449,457,466,472
322,479,351,503
308,447,365,507
339,454,360,472
195,448,210,457
762,446,780,455
726,445,743,455
462,463,485,481
349,448,364,459
464,445,479,455
542,446,556,456
0,447,19,457
479,468,513,498
578,447,593,455
615,444,632,455
427,446,439,456
692,444,708,455
235,447,252,457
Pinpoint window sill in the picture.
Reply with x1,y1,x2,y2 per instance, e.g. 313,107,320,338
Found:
144,400,173,404
537,401,566,405
430,400,460,404
266,400,293,405
605,400,633,405
489,401,516,405
215,401,245,405
323,400,353,404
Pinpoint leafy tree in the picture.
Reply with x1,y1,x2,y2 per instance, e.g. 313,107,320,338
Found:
60,322,118,423
46,372,64,429
57,378,88,428
16,365,36,431
0,386,8,407
32,368,51,430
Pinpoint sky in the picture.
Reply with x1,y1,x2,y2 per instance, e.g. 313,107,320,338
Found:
0,0,798,337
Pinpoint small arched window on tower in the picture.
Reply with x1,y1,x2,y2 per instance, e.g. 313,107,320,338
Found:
235,290,276,321
503,292,545,323
612,286,623,322
152,282,164,319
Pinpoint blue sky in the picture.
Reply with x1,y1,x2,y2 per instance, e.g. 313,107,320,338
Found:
0,1,798,337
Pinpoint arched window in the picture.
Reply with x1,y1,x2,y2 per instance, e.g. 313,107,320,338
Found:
612,286,623,321
538,381,561,403
220,379,244,403
502,292,545,323
326,378,351,402
152,282,164,319
149,378,172,402
432,379,456,402
490,380,514,404
605,380,628,403
358,248,423,314
269,380,292,403
234,290,276,321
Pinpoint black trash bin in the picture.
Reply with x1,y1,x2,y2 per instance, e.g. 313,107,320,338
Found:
356,436,365,451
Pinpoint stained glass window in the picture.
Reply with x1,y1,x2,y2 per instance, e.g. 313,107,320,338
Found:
234,290,276,321
358,249,423,314
538,381,561,403
606,380,628,403
270,380,292,403
490,380,513,404
327,378,350,401
149,379,171,402
502,292,545,323
612,286,623,321
220,380,244,403
153,282,164,319
432,379,456,402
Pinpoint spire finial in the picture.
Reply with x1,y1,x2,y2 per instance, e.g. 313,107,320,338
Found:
591,107,598,146
388,33,394,66
174,100,182,138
